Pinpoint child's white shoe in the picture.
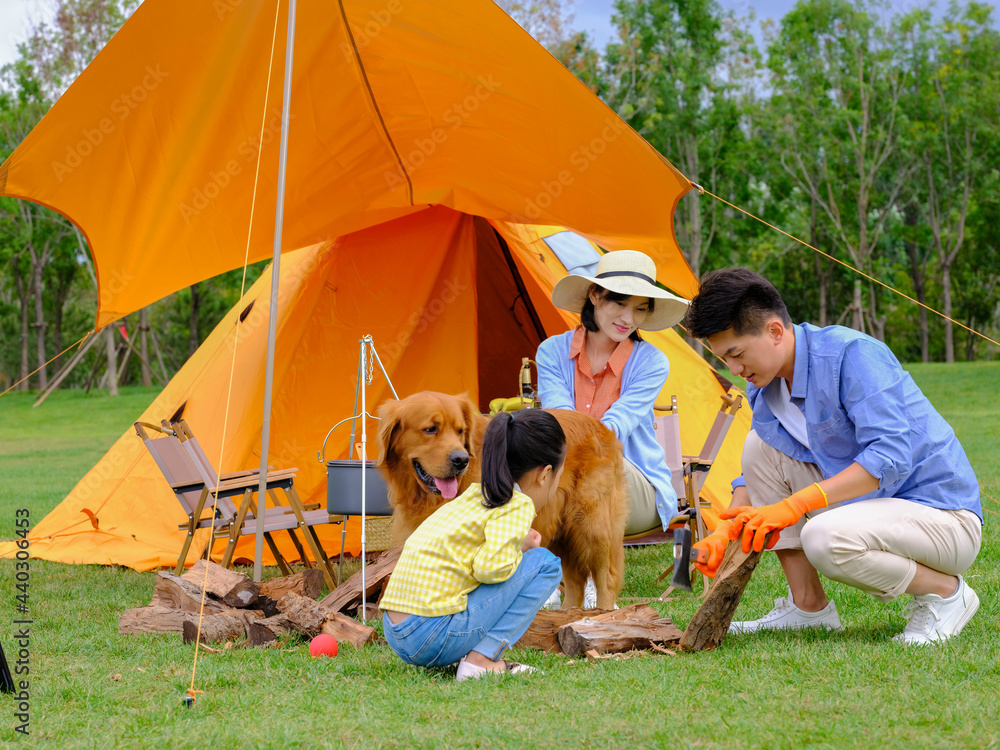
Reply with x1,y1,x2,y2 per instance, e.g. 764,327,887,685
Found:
456,657,541,681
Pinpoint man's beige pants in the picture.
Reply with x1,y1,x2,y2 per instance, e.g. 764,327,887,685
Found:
742,431,982,601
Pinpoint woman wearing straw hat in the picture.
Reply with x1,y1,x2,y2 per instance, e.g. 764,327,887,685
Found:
536,250,690,566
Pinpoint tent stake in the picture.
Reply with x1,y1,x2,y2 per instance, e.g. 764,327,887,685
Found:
255,0,297,583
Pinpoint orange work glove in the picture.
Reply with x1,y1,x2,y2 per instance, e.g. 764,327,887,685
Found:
719,483,829,553
690,520,733,578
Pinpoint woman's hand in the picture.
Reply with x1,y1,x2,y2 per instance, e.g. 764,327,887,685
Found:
521,528,542,551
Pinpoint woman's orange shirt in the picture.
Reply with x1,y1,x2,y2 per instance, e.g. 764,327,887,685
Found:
569,326,634,420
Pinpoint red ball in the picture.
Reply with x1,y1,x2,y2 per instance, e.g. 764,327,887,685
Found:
309,634,338,658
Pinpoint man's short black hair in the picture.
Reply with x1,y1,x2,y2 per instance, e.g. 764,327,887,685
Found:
685,268,791,339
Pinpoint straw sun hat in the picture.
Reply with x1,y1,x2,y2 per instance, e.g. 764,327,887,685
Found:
551,250,689,331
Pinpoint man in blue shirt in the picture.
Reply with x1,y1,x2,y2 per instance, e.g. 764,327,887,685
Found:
685,269,983,645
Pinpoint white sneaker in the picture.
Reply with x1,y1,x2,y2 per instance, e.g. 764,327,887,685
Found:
456,657,540,682
583,577,597,609
729,592,843,634
893,575,979,646
542,588,562,610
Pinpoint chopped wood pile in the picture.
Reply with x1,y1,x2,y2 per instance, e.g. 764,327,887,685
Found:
119,559,380,649
120,550,692,661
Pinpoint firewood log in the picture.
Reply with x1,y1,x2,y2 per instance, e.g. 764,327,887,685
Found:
516,603,662,653
119,606,191,635
252,570,325,617
321,613,378,649
180,560,259,608
277,591,336,636
248,615,293,647
260,569,324,600
557,618,683,657
152,572,228,614
680,539,767,652
182,610,264,645
320,548,401,613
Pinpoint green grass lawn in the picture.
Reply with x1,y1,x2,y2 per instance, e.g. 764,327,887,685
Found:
1,364,998,749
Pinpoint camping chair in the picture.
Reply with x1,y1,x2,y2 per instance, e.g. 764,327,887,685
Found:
167,419,339,589
623,391,744,597
135,421,338,588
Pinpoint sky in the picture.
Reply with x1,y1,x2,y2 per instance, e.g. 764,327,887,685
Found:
0,0,50,69
0,0,809,71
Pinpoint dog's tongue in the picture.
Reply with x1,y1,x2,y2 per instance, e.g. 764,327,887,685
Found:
435,476,459,499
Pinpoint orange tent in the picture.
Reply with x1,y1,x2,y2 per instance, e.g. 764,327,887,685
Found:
1,211,748,571
0,0,750,570
0,0,695,326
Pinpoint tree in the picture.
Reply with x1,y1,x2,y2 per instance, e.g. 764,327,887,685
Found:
894,8,938,361
0,0,140,391
602,0,764,288
917,2,999,362
0,62,65,390
497,0,575,49
768,0,910,341
16,0,139,101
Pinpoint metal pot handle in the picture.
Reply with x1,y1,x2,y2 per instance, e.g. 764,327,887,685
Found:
317,412,381,462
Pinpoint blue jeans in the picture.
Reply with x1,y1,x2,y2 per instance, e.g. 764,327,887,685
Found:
383,547,562,667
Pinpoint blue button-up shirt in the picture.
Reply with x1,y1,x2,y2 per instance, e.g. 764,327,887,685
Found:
736,323,982,522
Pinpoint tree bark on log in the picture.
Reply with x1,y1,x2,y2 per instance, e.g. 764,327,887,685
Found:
320,547,400,613
557,618,683,658
277,592,335,636
680,540,766,652
248,615,293,647
119,606,193,634
260,569,324,600
516,603,662,653
253,570,324,617
181,560,259,608
358,603,381,622
182,610,264,645
152,572,228,614
321,614,379,649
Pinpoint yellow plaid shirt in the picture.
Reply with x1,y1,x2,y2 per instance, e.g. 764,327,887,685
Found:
380,483,536,617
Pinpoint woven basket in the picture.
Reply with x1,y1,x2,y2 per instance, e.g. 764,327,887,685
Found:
362,516,394,552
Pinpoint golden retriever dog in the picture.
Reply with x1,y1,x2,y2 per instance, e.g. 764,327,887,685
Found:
375,392,486,544
376,391,628,609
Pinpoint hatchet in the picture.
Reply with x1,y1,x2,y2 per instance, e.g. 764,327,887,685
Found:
670,528,708,592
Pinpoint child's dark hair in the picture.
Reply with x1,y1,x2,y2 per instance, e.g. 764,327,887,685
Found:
581,285,649,342
480,410,566,509
685,268,791,339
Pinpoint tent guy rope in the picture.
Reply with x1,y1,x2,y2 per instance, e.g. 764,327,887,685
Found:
693,184,1000,350
0,331,94,398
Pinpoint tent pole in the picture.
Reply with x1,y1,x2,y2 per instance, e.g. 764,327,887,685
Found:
255,0,297,583
360,337,368,620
